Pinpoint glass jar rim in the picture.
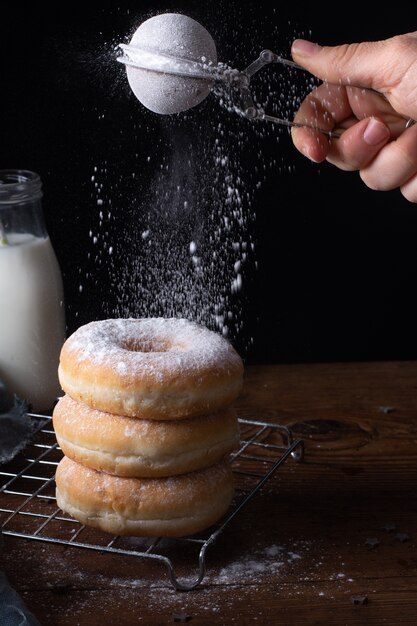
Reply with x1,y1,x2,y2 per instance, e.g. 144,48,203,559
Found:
0,169,43,205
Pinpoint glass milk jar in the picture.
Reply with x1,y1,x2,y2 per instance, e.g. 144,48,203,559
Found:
0,169,66,412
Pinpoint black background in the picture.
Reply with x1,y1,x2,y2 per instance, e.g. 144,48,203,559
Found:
1,1,416,365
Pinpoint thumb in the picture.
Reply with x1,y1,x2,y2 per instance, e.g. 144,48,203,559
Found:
291,35,417,116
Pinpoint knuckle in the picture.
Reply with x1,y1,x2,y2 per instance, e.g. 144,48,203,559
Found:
359,169,390,191
401,177,417,203
390,33,416,57
330,42,374,78
401,188,417,203
333,125,377,172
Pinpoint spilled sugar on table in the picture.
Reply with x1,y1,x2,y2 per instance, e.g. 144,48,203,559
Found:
1,361,417,625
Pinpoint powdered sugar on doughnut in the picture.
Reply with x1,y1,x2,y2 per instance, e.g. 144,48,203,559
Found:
63,317,242,379
52,393,240,477
55,456,235,536
58,318,244,419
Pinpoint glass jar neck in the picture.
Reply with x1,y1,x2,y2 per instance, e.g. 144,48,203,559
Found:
0,170,42,204
0,170,46,241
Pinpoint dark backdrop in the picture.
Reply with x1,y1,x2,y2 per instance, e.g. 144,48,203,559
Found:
1,1,416,364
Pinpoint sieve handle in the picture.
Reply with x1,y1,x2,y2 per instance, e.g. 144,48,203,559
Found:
239,50,415,138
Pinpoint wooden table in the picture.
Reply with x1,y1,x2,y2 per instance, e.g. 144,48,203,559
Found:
2,361,417,625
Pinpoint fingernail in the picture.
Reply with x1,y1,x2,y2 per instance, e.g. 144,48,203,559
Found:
363,118,390,146
291,39,321,57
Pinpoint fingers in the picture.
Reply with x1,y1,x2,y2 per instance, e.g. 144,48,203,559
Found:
291,82,353,162
291,36,407,90
291,98,332,163
292,116,391,170
291,38,388,91
400,174,417,203
291,34,417,120
293,119,417,202
291,126,328,162
326,117,391,171
291,82,393,167
289,33,417,201
360,123,417,202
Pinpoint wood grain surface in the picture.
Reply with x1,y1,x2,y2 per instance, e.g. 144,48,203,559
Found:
2,361,417,625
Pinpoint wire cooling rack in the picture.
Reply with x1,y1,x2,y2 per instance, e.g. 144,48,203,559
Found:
0,412,303,591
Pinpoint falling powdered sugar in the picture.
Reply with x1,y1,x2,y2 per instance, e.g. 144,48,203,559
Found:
77,79,258,355
73,9,316,357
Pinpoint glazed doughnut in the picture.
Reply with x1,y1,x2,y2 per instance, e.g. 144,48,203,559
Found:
53,394,240,477
58,318,244,419
55,456,235,537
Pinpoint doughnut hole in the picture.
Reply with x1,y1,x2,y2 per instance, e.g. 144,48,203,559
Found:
121,338,171,353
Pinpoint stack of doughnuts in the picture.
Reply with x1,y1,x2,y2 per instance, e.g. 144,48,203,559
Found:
53,318,244,537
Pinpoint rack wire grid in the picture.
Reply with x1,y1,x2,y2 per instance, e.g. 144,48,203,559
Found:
0,412,304,591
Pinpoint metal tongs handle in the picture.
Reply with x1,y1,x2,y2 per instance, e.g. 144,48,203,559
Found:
234,49,415,138
230,50,341,137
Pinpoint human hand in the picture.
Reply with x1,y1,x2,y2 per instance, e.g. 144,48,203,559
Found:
290,32,417,202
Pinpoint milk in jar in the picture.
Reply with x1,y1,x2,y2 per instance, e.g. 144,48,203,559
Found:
0,170,66,412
